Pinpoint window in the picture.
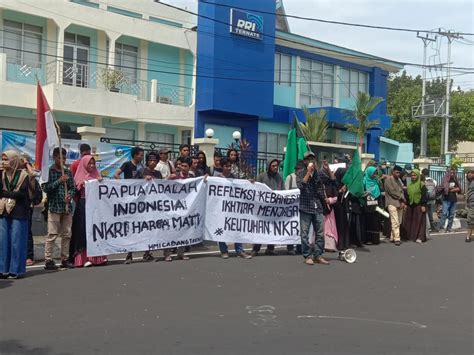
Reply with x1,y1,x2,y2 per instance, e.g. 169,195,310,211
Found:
299,59,334,107
3,20,42,67
274,52,292,86
106,127,135,140
181,130,192,145
146,132,174,150
340,68,368,98
115,43,138,84
258,132,287,154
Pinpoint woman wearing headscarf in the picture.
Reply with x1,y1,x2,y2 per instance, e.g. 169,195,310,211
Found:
334,165,350,250
437,167,461,232
401,169,428,243
71,155,107,267
319,161,339,252
0,150,35,279
363,166,382,245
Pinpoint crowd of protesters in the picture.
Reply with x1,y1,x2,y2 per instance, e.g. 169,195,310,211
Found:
1,143,473,278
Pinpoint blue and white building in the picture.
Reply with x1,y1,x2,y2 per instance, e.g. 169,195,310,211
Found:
0,0,412,162
195,0,409,162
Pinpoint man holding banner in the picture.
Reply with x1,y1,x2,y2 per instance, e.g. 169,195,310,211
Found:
252,158,284,257
296,152,329,266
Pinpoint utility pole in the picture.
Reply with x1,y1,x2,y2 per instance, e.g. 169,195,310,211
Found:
438,30,463,159
417,32,436,158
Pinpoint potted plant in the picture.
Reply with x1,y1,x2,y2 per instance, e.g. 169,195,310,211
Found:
100,68,127,92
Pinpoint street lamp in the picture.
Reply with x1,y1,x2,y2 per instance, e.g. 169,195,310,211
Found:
232,130,241,146
205,128,214,138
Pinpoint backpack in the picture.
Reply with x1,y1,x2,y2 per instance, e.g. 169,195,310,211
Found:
425,179,437,200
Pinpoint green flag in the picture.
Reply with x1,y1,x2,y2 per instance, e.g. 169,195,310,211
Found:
341,150,364,202
283,115,308,180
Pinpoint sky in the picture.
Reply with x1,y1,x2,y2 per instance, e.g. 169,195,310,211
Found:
163,0,474,89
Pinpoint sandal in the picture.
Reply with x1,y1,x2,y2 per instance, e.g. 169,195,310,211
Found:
165,256,173,262
26,259,35,266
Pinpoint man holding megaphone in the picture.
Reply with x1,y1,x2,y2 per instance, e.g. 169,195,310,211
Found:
296,151,330,266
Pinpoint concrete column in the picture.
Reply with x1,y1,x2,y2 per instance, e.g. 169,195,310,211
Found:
193,138,220,168
56,25,65,84
94,116,103,127
137,122,146,141
106,33,120,69
179,49,185,106
413,157,433,171
360,153,376,171
0,53,6,82
295,56,301,108
77,126,106,142
150,79,158,103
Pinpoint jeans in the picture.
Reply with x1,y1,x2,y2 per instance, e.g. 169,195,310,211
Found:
300,211,325,259
0,217,29,276
438,200,457,230
27,208,34,260
219,242,244,254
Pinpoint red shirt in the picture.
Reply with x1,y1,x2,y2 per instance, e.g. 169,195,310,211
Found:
70,159,81,177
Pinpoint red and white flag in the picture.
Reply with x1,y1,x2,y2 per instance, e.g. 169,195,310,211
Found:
36,83,59,183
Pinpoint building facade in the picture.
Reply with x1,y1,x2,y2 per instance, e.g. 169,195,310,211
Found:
195,0,404,160
1,0,407,162
0,0,196,147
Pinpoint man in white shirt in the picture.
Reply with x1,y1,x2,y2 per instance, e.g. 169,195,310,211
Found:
155,148,176,179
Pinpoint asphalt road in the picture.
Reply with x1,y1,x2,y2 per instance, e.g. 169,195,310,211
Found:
1,233,473,355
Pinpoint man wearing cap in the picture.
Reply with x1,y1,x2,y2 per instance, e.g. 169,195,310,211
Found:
296,151,330,266
251,158,286,256
384,165,406,246
155,148,176,180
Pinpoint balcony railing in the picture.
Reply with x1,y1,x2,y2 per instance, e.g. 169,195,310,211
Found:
3,57,192,107
5,57,47,84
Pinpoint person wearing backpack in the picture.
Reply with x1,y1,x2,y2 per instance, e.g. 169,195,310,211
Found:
422,169,439,232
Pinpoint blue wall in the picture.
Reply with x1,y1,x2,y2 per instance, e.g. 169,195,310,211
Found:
195,0,277,150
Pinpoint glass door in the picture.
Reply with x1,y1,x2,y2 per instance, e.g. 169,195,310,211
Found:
63,33,90,87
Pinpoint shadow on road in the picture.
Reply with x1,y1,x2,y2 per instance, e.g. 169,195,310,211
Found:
0,339,70,355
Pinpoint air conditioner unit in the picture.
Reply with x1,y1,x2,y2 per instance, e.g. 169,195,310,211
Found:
157,96,172,104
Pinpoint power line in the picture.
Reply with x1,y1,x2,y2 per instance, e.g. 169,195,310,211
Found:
159,1,474,71
200,0,474,36
0,44,405,85
12,1,474,71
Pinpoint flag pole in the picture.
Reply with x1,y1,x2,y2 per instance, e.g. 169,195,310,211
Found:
52,114,69,214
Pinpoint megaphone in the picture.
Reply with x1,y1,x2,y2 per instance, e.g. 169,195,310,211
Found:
338,249,357,263
375,206,390,219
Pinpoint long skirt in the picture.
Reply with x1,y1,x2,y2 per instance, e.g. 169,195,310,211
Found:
364,209,381,245
334,197,350,250
401,204,427,242
324,210,338,252
71,198,107,267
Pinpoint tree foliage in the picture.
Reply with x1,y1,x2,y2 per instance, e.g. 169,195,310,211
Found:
300,107,328,142
386,71,474,156
345,92,383,152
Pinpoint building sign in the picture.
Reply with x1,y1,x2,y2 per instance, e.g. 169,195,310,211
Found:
230,8,263,40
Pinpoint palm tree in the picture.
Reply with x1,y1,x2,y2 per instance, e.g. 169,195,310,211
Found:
346,92,384,153
300,107,328,142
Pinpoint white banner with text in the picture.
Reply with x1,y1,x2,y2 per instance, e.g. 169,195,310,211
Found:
85,178,206,256
204,177,300,244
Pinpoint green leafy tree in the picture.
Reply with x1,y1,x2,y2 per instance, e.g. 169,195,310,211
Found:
346,92,384,152
300,107,328,142
386,71,473,156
